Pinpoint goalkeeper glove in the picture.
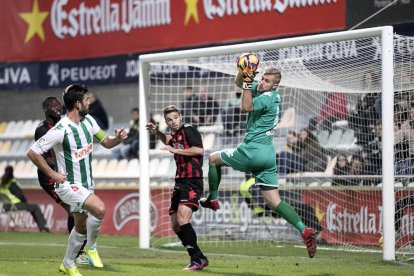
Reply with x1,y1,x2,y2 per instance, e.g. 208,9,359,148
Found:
242,69,257,90
237,54,259,90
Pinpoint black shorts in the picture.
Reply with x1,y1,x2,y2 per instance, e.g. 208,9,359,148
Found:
40,181,63,205
169,178,203,215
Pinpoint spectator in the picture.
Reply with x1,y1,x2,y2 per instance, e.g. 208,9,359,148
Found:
349,97,376,145
113,107,157,160
394,104,414,175
332,154,351,186
0,166,49,232
277,130,304,175
360,71,380,120
198,86,220,126
360,70,379,108
348,156,367,186
394,94,409,125
221,89,246,136
180,86,199,125
362,121,382,175
394,123,410,174
316,92,348,131
407,89,414,104
299,128,327,172
88,91,109,130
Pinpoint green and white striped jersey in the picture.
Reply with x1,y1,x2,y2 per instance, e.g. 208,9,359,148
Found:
31,114,107,189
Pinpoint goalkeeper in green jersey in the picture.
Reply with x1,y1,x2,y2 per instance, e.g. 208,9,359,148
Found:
200,53,318,258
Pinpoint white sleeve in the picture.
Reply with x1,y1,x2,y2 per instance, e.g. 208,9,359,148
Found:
30,126,63,154
85,114,102,135
85,114,108,143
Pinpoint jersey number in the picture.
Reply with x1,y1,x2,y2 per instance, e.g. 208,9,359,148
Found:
70,185,79,192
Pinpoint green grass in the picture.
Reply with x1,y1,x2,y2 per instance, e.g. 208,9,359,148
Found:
0,232,412,275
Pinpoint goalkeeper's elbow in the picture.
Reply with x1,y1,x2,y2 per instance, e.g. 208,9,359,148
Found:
241,105,254,112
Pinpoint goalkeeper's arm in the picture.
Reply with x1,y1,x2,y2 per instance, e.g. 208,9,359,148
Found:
241,89,254,112
235,71,243,89
235,72,254,112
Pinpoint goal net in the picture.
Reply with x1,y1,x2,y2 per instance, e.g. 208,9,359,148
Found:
138,27,414,262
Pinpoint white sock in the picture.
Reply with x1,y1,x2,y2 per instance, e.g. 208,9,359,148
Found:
63,229,86,268
86,215,102,248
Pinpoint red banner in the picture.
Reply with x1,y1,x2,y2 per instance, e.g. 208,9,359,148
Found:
4,187,412,247
302,189,414,246
0,188,173,236
1,0,346,62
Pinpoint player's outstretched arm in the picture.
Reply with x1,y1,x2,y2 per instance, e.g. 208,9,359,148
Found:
101,128,128,148
146,122,171,145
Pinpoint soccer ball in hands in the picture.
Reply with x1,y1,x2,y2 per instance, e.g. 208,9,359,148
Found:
237,52,260,73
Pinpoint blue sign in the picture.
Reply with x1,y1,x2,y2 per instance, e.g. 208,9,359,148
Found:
0,54,140,90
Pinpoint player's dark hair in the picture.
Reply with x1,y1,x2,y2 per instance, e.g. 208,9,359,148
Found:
131,107,139,113
163,105,181,117
63,83,88,111
42,96,60,109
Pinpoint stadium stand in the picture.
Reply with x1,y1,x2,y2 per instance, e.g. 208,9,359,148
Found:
0,111,371,188
0,122,7,135
125,158,139,178
154,158,171,178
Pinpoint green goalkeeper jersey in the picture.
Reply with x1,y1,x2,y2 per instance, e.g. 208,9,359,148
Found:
244,82,281,145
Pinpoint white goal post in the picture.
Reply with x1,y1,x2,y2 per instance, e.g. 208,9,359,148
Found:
138,26,396,260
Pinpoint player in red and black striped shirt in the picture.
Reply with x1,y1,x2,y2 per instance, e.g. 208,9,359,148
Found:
34,97,74,230
146,105,208,271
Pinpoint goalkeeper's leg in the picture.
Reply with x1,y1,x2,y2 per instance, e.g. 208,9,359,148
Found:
261,188,317,258
200,152,223,210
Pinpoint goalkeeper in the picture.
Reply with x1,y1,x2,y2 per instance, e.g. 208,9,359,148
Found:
200,53,318,258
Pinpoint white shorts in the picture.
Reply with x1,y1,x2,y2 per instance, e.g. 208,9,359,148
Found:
55,182,93,213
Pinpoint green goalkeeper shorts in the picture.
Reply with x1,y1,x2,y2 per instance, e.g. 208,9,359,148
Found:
219,142,278,188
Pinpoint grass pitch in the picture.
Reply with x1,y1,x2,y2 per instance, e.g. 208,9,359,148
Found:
0,232,412,275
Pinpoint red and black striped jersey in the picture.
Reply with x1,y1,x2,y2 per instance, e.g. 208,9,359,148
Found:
169,124,203,178
34,119,55,186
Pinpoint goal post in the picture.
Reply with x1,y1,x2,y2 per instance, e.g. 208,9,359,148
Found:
380,27,395,261
138,59,151,249
138,26,400,260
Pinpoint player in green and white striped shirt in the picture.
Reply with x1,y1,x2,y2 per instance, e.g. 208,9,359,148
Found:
28,83,128,276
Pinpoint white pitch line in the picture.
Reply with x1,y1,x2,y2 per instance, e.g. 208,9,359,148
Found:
294,245,382,254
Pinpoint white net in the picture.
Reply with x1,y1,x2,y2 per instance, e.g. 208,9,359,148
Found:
143,31,414,261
